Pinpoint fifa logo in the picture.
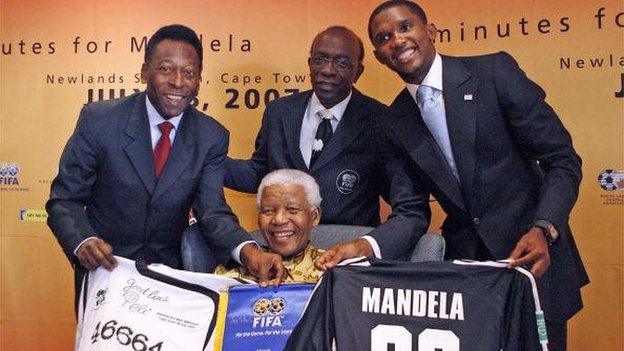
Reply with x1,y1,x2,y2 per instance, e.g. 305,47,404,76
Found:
0,163,20,186
252,297,285,328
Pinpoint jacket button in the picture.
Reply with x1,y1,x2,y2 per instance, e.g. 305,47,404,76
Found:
472,217,480,226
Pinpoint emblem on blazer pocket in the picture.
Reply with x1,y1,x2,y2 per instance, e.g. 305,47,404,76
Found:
336,170,360,194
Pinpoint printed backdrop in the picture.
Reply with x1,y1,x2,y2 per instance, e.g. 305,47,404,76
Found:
1,1,622,350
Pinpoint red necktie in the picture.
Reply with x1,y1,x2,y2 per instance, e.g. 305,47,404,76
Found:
154,121,173,178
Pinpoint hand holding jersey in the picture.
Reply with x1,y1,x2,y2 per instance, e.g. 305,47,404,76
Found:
240,244,287,287
314,237,373,271
76,238,117,271
507,227,552,278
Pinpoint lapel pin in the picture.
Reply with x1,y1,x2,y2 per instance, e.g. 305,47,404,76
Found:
464,94,473,101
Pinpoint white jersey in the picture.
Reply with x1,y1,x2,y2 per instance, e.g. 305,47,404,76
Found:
76,256,245,351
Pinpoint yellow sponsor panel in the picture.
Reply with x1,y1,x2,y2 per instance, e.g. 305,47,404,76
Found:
18,209,49,222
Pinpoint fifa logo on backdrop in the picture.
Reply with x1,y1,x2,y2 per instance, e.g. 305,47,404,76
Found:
252,297,285,328
0,162,21,186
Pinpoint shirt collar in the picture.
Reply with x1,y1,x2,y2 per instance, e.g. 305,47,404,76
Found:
406,53,443,100
309,90,352,122
145,95,183,130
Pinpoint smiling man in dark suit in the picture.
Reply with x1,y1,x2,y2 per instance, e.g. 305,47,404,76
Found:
225,26,387,227
47,25,285,299
316,2,588,350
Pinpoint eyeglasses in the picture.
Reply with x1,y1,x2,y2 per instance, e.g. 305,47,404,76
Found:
309,56,355,71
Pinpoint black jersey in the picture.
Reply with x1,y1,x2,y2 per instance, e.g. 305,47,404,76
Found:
285,260,548,351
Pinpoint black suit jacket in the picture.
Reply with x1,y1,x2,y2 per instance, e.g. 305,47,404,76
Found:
47,92,251,270
370,52,588,322
225,89,387,227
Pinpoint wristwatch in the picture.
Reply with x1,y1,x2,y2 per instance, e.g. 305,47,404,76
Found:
533,220,559,244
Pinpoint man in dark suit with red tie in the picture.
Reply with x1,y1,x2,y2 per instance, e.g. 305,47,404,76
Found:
317,2,588,349
47,25,285,300
225,26,387,228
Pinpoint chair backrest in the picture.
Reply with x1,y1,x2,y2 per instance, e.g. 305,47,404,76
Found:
410,233,445,263
181,224,446,273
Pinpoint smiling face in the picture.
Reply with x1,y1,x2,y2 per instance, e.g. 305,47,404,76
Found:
308,30,363,108
141,39,201,119
258,183,321,258
370,4,437,84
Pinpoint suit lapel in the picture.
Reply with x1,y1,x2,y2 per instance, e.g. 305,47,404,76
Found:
311,89,367,171
442,56,477,207
124,94,156,195
390,89,466,212
282,91,311,170
152,109,194,203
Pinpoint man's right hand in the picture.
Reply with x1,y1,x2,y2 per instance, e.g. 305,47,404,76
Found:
314,238,374,271
76,238,117,271
240,243,287,287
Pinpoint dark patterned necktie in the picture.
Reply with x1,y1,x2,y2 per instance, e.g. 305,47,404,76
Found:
310,109,333,168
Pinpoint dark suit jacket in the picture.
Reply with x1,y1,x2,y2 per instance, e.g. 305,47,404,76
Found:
225,89,387,227
370,52,589,322
47,92,251,270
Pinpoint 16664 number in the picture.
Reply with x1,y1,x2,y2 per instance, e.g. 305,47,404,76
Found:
91,319,163,351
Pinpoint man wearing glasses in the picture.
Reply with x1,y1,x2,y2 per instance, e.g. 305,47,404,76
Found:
226,26,387,228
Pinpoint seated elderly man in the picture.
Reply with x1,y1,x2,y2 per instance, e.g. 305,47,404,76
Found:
215,169,324,283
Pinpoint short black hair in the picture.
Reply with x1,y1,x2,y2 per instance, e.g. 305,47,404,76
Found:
310,26,365,63
368,0,428,41
145,24,203,70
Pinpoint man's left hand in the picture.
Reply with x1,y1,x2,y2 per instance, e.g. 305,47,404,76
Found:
507,227,551,278
240,244,287,287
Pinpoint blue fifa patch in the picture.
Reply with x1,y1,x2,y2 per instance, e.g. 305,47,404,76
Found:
221,283,315,350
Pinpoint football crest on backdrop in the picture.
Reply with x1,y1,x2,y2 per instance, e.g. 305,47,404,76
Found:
597,169,624,191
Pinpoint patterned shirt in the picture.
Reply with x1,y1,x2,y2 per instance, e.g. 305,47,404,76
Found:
214,243,325,283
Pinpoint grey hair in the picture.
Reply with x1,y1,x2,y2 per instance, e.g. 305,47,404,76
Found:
256,169,322,208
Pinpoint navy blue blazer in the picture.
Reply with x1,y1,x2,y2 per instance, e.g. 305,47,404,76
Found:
369,52,588,322
225,89,387,227
47,92,251,270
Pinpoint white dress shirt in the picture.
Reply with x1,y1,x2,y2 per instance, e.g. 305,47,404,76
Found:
299,91,352,168
146,95,183,148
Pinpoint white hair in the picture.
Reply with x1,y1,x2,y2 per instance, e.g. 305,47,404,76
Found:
256,169,322,208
